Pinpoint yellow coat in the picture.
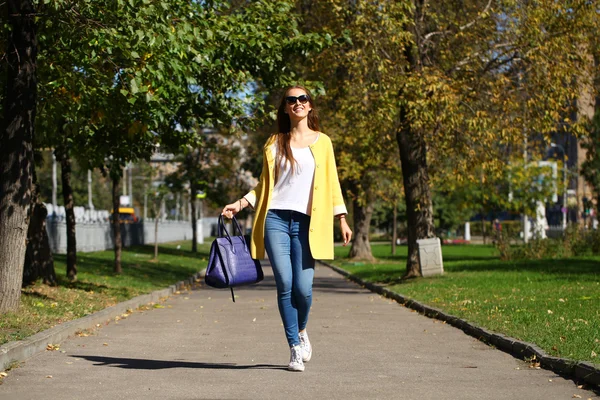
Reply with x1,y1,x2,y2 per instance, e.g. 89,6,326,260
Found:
244,133,347,260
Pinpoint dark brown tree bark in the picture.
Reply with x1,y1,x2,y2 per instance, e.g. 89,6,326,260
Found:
23,160,56,287
190,180,198,253
396,112,436,278
0,0,37,313
392,202,397,256
348,190,375,261
56,148,77,281
153,199,161,260
112,175,122,274
23,202,56,287
481,212,487,245
395,5,436,279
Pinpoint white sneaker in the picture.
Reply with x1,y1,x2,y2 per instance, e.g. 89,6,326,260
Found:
288,345,305,372
299,331,312,362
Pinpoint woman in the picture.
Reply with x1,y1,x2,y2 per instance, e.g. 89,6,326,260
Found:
222,86,352,372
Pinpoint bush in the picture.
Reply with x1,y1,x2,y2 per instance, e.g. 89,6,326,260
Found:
469,220,521,239
565,225,600,256
496,225,600,260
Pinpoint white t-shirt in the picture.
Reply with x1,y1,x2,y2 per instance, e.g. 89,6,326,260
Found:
269,140,317,216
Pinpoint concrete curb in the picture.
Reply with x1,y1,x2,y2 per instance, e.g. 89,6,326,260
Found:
0,268,207,372
320,261,600,389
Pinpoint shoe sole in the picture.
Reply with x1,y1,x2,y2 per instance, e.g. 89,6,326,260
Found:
303,351,312,362
288,364,305,372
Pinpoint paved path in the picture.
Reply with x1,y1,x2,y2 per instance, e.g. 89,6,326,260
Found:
0,262,597,400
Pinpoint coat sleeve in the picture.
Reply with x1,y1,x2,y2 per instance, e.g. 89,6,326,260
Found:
243,155,267,208
327,139,348,216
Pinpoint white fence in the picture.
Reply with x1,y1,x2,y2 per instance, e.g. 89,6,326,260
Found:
44,204,218,254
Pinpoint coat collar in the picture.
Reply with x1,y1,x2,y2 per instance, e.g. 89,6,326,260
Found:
264,132,323,164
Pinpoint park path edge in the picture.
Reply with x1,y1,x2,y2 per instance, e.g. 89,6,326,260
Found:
319,260,600,390
0,268,206,372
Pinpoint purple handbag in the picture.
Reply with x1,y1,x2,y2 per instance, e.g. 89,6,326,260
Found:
205,215,263,302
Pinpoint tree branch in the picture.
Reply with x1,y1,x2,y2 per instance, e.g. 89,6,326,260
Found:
423,0,493,42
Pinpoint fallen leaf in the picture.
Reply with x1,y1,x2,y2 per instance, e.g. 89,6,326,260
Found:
66,362,73,365
572,395,581,399
0,372,7,378
46,344,60,351
547,310,553,314
153,304,164,309
592,351,597,358
548,379,553,382
103,343,108,346
46,375,53,379
559,298,565,302
252,318,256,322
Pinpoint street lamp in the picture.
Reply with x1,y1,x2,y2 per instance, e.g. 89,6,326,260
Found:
551,143,567,229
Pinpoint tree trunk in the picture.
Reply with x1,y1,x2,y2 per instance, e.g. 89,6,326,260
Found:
0,0,37,313
154,203,159,260
395,13,436,278
58,149,77,281
23,202,56,287
396,117,436,279
112,175,122,274
190,181,197,253
392,202,397,256
481,213,487,245
348,192,375,261
23,162,56,287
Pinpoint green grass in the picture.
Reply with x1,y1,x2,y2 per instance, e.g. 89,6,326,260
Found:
332,244,600,364
0,241,211,346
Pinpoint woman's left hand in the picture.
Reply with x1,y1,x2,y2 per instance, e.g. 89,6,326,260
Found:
339,217,352,246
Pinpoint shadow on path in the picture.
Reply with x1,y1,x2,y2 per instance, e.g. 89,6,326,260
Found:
197,265,369,296
71,355,287,371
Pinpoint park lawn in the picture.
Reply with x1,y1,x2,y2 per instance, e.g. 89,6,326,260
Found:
0,241,211,346
331,244,600,364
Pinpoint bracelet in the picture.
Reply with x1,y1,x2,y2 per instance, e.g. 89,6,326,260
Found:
337,215,346,220
238,199,244,210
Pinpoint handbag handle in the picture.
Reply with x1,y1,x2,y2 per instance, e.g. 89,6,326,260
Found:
217,215,248,249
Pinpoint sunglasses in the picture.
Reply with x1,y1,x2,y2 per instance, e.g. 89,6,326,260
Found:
285,94,310,105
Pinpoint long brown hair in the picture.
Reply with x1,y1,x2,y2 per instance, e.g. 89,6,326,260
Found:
273,86,320,183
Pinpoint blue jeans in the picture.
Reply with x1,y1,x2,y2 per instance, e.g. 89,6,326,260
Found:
264,209,315,347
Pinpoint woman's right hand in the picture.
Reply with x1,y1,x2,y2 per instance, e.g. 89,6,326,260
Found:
222,198,251,219
221,201,241,219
